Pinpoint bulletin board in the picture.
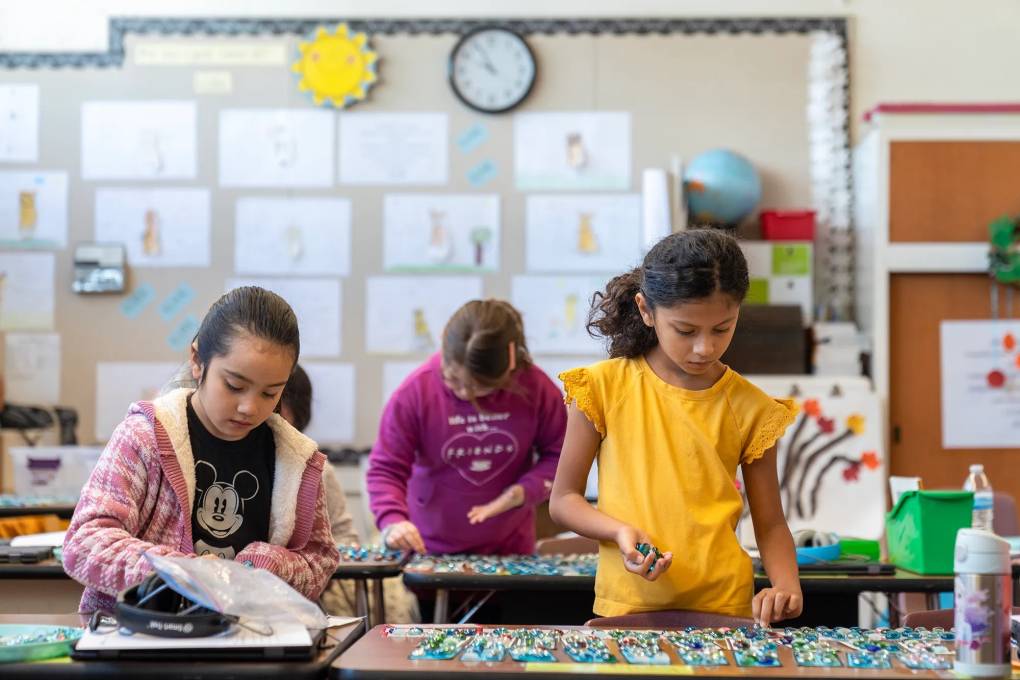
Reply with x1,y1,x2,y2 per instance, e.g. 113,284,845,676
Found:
0,17,848,449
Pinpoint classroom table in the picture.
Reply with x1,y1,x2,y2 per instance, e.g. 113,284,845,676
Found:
0,554,405,617
0,496,77,519
0,613,365,679
330,624,959,680
402,561,989,626
333,552,407,629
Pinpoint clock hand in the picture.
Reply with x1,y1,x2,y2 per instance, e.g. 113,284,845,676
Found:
478,49,498,76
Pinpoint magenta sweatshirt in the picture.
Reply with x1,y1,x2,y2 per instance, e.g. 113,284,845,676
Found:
367,354,566,555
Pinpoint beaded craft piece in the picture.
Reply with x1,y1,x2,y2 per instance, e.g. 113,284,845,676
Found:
405,553,597,577
337,544,405,563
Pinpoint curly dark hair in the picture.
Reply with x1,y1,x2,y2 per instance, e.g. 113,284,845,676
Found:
587,229,749,358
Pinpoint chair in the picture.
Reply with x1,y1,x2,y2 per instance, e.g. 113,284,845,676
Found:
993,492,1019,537
535,534,599,555
586,609,753,629
903,606,1020,629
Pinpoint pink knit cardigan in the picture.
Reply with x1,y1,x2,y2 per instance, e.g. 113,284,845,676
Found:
63,388,339,614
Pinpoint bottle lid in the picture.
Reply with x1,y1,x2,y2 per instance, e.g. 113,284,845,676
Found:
969,464,985,473
955,529,1010,573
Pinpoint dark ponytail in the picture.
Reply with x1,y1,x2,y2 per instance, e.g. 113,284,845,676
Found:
193,286,300,382
587,229,749,358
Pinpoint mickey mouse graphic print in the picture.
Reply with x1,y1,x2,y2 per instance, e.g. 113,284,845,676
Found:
187,401,275,560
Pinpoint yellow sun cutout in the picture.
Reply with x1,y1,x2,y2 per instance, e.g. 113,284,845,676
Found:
292,23,378,108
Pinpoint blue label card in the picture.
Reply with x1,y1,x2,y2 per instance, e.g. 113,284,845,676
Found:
456,123,489,154
467,159,498,187
120,283,156,319
159,282,196,322
167,314,200,352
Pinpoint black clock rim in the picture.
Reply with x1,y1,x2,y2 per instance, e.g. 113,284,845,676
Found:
447,24,537,115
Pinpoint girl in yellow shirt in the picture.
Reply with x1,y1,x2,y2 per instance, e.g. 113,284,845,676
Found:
549,229,801,625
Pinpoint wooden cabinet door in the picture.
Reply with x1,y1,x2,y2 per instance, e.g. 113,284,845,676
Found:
889,274,1020,499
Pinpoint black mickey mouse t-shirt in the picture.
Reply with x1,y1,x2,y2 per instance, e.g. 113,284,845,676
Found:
187,400,275,561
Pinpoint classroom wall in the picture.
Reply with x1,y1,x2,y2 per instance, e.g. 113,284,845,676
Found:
4,0,1020,142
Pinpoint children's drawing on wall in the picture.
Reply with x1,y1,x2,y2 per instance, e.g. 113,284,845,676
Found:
384,194,500,273
234,197,351,276
426,210,453,264
512,275,607,355
566,132,588,170
95,362,179,440
736,382,884,544
0,84,39,162
95,188,210,267
412,308,435,352
365,276,482,354
0,253,54,332
268,123,298,169
227,277,342,358
219,108,334,187
470,227,493,267
284,223,304,263
941,320,1020,448
82,101,197,180
18,191,36,238
0,171,68,249
576,212,599,255
142,208,162,257
525,194,642,273
515,112,630,190
136,128,165,176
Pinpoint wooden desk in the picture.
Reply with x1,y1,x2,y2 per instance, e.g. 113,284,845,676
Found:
0,613,364,679
402,567,964,625
334,557,406,630
331,624,955,680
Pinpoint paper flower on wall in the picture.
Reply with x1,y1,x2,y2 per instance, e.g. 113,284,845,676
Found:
292,23,378,108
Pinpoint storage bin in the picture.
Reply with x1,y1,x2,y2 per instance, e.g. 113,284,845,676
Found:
886,490,974,574
8,446,103,499
760,210,815,240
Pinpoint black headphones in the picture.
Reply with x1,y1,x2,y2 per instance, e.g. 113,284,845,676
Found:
113,572,234,638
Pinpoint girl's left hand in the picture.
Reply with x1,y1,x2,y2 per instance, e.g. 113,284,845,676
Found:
467,484,525,524
752,586,803,625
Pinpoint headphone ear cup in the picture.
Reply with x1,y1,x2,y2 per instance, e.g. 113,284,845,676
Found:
135,573,160,602
793,529,813,547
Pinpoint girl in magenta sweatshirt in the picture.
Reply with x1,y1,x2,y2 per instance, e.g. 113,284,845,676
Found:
367,300,566,555
63,287,339,614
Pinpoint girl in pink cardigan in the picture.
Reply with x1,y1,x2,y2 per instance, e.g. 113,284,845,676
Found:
63,286,340,614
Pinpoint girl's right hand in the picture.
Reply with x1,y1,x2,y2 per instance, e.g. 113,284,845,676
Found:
615,525,672,581
383,520,427,554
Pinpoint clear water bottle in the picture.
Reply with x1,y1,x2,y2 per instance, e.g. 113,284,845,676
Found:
963,464,995,532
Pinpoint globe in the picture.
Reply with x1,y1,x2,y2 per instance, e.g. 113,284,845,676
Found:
684,149,762,226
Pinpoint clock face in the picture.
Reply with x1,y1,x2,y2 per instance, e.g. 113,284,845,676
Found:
449,27,536,114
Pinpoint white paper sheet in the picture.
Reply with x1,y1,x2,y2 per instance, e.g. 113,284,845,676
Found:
82,101,196,180
95,188,211,267
0,252,54,331
736,383,885,542
511,276,607,355
384,193,500,272
382,360,421,407
235,197,352,276
0,84,39,162
941,320,1020,448
5,333,60,404
514,112,631,191
365,276,482,354
642,168,672,250
339,112,448,185
535,355,600,497
525,194,642,273
0,171,68,248
226,278,341,358
95,362,180,440
302,362,355,445
219,108,334,187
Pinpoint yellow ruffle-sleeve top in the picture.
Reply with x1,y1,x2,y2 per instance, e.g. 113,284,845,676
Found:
560,356,796,618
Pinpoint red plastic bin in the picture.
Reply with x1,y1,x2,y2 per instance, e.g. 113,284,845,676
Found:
760,210,815,241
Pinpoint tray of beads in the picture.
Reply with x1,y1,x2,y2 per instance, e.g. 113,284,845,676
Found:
403,554,597,589
334,544,409,577
0,624,83,664
375,624,958,674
